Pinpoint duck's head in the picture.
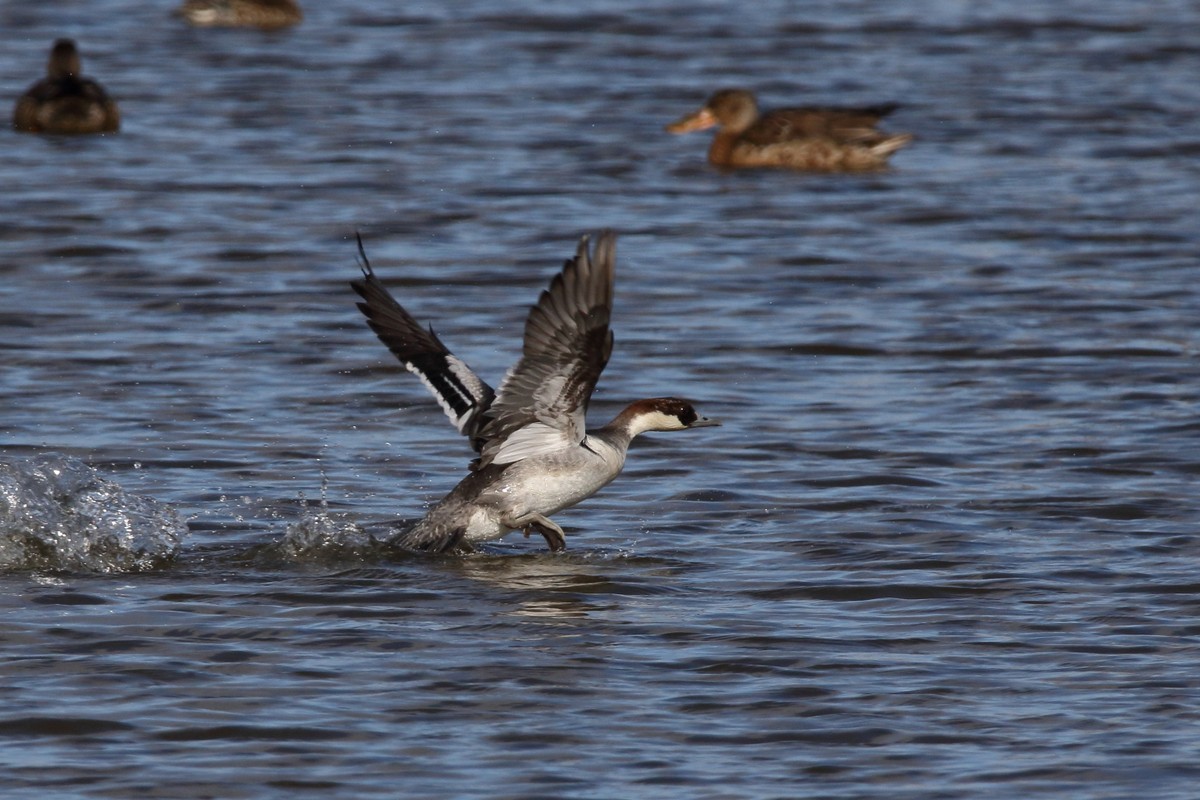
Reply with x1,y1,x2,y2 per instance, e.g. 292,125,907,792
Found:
47,39,81,79
620,397,721,436
666,89,759,134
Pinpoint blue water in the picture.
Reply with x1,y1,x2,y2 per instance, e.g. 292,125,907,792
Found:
2,1,1199,797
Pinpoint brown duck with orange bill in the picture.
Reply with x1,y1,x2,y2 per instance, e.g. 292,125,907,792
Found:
177,0,302,28
13,39,119,135
667,89,911,171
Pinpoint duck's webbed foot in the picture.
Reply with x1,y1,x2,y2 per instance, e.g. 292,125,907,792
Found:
513,513,567,552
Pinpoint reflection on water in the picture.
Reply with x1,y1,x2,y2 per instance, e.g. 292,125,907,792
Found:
451,550,652,619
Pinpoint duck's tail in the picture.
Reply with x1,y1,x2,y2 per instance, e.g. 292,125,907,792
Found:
871,132,914,159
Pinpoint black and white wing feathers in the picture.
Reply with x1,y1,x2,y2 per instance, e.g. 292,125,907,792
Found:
350,235,495,450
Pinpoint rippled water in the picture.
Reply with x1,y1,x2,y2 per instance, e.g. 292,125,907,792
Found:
2,1,1199,797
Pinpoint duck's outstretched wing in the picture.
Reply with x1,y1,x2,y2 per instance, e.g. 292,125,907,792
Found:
350,235,495,450
475,231,616,469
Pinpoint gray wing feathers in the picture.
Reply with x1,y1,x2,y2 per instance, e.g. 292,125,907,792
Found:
476,231,617,467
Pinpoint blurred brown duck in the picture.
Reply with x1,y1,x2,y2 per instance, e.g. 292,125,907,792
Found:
177,0,302,28
667,89,912,171
13,39,120,135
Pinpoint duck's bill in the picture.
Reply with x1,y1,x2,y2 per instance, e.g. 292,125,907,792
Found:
665,108,718,134
688,416,722,428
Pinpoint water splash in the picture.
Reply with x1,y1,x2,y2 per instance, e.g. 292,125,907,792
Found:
274,507,382,563
0,455,186,573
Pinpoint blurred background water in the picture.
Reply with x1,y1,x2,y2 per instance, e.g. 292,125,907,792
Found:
1,1,1198,797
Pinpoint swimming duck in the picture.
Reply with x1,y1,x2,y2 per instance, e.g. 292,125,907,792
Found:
667,88,912,171
351,231,720,553
13,39,120,135
177,0,302,28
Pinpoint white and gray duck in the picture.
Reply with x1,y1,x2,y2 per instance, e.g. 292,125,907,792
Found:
351,231,720,553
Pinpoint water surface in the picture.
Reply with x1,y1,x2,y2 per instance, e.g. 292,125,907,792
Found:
1,1,1199,797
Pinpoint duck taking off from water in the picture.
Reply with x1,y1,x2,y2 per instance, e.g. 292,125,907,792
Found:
13,39,120,135
351,231,719,554
667,88,911,171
